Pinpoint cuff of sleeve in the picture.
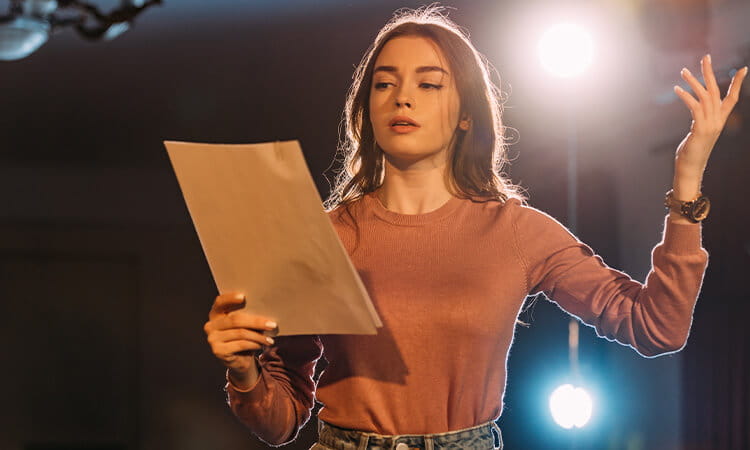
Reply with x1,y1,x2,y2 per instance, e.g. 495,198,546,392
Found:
662,214,704,255
225,367,262,394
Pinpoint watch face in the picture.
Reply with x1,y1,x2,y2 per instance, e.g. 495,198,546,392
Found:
690,196,711,221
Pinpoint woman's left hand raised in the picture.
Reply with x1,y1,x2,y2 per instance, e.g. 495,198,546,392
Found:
672,55,747,191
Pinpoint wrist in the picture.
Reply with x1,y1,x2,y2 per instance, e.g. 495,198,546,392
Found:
668,209,695,224
664,189,710,223
671,186,701,202
227,360,261,392
671,176,703,202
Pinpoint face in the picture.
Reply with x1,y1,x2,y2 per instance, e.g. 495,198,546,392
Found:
369,35,462,167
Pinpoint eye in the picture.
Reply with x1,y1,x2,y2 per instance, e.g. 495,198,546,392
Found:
420,83,443,90
374,82,393,90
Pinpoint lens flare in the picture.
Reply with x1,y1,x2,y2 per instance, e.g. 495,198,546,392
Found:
538,23,594,78
549,384,593,429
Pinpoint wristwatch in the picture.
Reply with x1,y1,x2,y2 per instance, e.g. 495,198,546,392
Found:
664,189,710,223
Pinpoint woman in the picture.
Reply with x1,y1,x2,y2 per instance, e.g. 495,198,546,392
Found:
203,6,747,449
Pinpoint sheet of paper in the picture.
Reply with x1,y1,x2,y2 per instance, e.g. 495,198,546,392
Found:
164,140,382,336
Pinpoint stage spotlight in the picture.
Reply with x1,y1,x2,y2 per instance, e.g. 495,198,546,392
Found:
0,15,50,60
537,23,594,78
0,0,162,61
549,383,593,429
0,0,56,61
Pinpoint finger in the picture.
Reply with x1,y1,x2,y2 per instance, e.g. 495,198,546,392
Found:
210,328,275,347
209,292,246,320
681,68,709,115
720,66,748,117
215,340,264,360
701,54,720,102
214,310,278,332
674,85,701,120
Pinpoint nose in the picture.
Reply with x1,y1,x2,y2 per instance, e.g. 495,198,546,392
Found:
394,85,413,109
395,97,412,108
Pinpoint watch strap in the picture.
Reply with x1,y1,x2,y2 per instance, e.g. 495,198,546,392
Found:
664,189,710,223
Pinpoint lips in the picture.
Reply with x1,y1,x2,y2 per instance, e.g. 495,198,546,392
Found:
389,116,420,127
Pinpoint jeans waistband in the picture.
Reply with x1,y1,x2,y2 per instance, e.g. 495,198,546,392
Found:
317,420,503,450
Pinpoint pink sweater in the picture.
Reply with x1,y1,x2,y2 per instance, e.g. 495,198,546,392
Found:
225,192,708,445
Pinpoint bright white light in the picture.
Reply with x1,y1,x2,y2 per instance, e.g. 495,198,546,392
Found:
549,384,593,429
537,23,594,78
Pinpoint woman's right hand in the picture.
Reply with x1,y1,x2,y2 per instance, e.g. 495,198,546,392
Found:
204,292,278,386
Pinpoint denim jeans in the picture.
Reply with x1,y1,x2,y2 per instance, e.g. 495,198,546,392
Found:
310,420,503,450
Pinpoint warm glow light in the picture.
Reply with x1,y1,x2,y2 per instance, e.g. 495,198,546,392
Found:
549,384,593,429
537,23,594,78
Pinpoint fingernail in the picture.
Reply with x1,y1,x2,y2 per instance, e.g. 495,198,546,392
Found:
707,54,711,64
235,293,244,300
265,320,277,329
266,337,275,345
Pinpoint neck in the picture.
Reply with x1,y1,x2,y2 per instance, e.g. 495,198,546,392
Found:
376,156,453,214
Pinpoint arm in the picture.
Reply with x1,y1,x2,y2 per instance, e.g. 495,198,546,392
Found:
204,293,323,446
670,55,746,218
515,55,746,357
225,335,323,446
516,205,707,357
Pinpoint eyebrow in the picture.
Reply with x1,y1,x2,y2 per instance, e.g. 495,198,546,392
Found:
373,65,449,75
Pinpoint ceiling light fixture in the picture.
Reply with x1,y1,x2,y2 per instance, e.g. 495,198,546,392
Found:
0,0,162,61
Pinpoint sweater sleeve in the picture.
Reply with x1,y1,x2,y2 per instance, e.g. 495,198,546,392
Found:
224,335,323,446
515,204,708,357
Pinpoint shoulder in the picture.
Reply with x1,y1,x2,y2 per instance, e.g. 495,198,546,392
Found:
487,199,579,255
463,196,560,229
504,199,572,235
326,197,365,229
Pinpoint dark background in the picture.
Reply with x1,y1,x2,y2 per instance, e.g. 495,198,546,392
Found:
1,0,748,449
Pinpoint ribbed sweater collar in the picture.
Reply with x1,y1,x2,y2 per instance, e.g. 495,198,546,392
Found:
363,191,462,226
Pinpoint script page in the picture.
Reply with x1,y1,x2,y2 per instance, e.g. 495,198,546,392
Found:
164,139,382,336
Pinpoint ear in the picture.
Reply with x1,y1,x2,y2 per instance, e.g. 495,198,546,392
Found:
458,117,471,131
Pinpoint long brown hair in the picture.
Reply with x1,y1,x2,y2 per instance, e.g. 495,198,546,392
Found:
324,6,526,213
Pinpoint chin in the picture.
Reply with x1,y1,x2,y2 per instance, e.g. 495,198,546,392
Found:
381,146,445,166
